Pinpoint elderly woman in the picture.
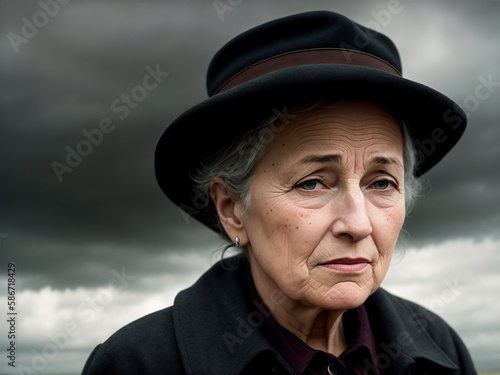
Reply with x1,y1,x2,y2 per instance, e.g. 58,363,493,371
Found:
83,10,476,375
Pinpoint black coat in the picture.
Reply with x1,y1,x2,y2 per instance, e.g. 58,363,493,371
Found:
82,257,477,374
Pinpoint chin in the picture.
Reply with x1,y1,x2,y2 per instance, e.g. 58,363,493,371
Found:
318,282,373,311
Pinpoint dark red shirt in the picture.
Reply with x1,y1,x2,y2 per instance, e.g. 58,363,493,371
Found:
245,268,379,375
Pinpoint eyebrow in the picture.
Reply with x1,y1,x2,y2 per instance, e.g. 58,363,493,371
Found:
299,154,342,164
371,156,403,169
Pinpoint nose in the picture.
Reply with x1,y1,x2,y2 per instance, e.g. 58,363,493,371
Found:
330,185,372,242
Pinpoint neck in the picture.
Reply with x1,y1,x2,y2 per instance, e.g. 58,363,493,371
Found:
249,262,348,356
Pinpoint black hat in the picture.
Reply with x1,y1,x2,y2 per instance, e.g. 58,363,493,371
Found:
155,10,466,232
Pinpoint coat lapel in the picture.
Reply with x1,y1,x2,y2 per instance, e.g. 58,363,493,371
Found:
365,288,460,373
172,258,281,374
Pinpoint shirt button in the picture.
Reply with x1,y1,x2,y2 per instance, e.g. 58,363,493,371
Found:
327,364,338,375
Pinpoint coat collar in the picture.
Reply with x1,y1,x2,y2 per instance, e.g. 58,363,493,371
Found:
172,257,281,375
365,288,459,373
172,256,459,374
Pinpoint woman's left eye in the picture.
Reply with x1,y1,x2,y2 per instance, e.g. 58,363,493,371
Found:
297,179,323,191
370,179,396,191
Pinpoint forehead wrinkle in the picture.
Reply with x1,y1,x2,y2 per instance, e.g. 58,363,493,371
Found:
294,137,402,178
264,106,403,175
278,126,401,165
289,129,398,158
291,119,401,145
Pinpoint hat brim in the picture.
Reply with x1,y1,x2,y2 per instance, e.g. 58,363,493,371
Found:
155,64,466,233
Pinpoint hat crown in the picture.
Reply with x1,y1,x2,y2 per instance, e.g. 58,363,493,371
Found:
206,10,402,96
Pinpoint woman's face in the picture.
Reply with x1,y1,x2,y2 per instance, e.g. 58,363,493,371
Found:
242,101,406,311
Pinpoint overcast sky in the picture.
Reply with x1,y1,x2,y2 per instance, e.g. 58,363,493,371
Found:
0,0,499,373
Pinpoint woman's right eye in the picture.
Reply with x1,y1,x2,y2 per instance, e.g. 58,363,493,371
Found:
296,179,324,191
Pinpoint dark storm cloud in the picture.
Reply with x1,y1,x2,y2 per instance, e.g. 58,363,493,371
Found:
1,1,499,291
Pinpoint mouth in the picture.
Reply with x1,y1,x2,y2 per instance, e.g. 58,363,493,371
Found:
320,257,370,273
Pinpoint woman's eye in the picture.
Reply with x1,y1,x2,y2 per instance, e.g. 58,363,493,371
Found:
297,179,323,191
371,179,396,190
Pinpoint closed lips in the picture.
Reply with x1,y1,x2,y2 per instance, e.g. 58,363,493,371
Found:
320,258,370,272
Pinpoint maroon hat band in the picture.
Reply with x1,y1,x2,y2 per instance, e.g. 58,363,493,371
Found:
213,48,402,96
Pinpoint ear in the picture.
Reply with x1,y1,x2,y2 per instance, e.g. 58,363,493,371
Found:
210,177,248,246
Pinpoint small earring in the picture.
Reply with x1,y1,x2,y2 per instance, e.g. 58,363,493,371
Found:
220,235,244,270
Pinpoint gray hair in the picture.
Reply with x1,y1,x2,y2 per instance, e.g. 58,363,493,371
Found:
191,101,422,238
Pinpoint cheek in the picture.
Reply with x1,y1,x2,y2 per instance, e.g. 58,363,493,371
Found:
249,193,289,237
245,196,324,283
372,204,405,263
250,200,314,260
